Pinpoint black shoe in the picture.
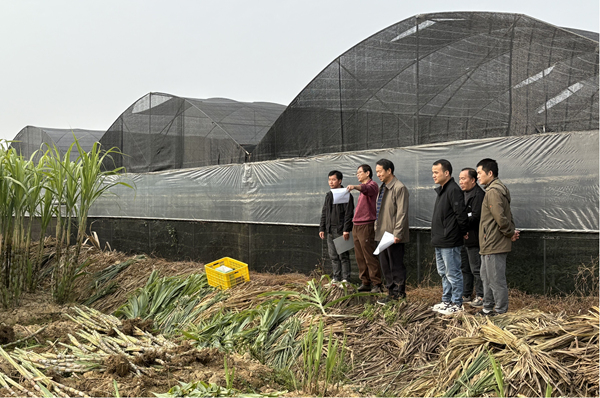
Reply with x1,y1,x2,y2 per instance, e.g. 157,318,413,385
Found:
357,284,372,292
371,284,383,293
377,295,397,305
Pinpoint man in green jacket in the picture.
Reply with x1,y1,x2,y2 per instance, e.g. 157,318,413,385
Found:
374,158,409,304
476,158,520,315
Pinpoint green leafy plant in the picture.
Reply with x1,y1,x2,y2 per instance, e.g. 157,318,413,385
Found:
545,382,553,397
116,271,223,334
184,297,299,362
445,350,496,397
300,319,347,396
488,348,505,397
360,302,376,321
153,380,286,397
224,355,235,389
260,276,372,316
383,302,398,325
113,380,120,398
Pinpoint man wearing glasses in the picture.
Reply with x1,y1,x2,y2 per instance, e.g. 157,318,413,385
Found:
347,164,383,293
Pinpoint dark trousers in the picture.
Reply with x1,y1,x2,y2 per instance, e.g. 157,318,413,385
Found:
378,242,406,297
326,229,351,280
461,246,484,298
352,223,382,286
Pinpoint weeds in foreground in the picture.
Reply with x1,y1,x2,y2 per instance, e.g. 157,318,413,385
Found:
153,380,286,397
301,319,346,396
113,380,121,398
224,356,235,390
488,349,505,397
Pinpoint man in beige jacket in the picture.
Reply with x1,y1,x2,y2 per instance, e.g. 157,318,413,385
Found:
374,159,409,304
476,158,520,315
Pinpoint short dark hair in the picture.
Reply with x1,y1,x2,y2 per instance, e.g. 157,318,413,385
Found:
358,164,372,179
376,158,395,174
433,159,453,175
476,158,499,178
328,170,343,180
461,167,477,181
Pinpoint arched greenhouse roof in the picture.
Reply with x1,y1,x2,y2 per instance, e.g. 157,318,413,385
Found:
100,93,285,172
251,12,599,161
10,126,104,163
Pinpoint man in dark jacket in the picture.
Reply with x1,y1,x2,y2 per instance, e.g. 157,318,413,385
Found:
319,170,355,286
430,159,469,315
458,167,485,307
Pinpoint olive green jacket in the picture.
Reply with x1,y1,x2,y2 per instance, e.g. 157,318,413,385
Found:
374,176,410,243
479,178,515,255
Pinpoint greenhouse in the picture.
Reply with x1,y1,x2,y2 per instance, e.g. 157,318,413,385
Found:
99,93,285,172
10,126,104,162
89,12,599,294
252,12,598,161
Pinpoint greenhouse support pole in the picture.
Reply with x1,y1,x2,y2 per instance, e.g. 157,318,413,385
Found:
416,232,421,283
543,238,547,294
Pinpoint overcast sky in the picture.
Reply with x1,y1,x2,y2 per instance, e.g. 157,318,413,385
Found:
1,0,598,141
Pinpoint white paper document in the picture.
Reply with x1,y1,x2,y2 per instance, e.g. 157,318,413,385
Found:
333,232,354,254
331,188,350,204
373,231,395,255
215,265,233,273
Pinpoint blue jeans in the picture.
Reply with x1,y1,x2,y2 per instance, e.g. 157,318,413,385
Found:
435,246,464,306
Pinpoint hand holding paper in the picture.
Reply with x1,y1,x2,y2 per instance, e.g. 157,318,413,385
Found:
333,232,354,254
331,188,350,204
373,231,395,255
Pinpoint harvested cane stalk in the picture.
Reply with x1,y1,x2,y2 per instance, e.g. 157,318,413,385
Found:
1,325,48,349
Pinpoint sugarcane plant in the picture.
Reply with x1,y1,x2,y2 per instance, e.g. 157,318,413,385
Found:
51,140,131,304
0,138,131,307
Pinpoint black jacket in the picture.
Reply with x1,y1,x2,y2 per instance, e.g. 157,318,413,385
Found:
431,177,469,248
319,186,355,235
463,184,485,248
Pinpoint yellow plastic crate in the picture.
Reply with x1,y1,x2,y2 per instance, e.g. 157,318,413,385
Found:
205,257,250,289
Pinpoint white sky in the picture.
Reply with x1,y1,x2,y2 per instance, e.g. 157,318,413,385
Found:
0,0,598,141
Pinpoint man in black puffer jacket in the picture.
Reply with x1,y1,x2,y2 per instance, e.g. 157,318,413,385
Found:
459,167,485,308
430,159,469,315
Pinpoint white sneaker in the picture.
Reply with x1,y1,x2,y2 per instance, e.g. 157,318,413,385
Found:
438,303,464,315
469,297,484,308
324,279,340,288
431,301,451,312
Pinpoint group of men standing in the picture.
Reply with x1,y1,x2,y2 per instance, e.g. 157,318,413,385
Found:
319,157,519,316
